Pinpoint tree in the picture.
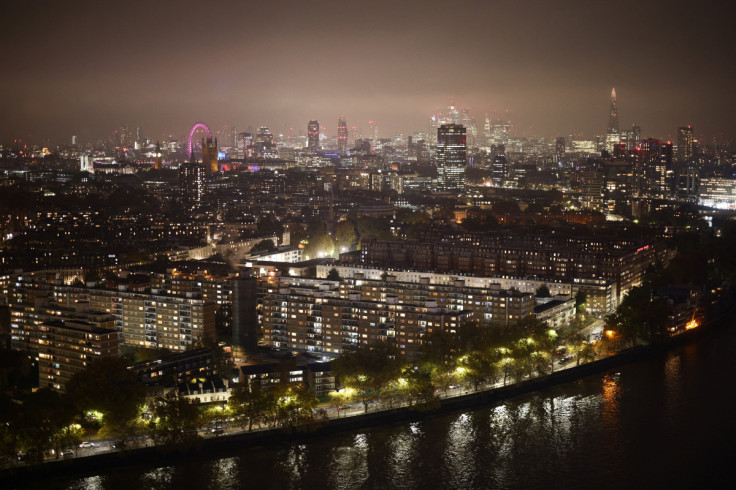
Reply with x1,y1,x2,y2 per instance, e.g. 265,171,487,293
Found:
402,365,439,411
332,342,404,413
203,404,233,434
303,232,335,259
492,200,520,214
335,220,358,252
510,338,537,381
228,383,274,431
395,208,429,226
417,328,463,395
429,366,458,396
607,285,661,347
269,383,319,432
53,423,84,455
564,332,587,366
512,316,549,339
432,207,456,222
257,215,283,236
461,213,499,233
578,341,596,364
533,327,559,372
250,238,276,254
536,284,551,298
66,357,146,442
356,216,392,240
0,393,22,463
575,290,587,315
147,391,201,447
327,389,352,418
498,356,515,386
326,268,342,281
15,389,75,462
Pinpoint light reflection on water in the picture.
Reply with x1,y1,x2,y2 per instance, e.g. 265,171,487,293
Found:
385,424,419,486
324,433,369,488
54,324,736,489
140,466,175,488
445,412,476,488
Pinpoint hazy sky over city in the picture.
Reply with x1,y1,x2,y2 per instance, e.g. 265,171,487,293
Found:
2,0,734,145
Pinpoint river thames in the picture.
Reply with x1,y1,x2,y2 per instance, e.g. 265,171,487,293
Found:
49,322,736,489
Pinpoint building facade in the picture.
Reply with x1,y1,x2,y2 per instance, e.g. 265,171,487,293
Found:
259,278,472,359
9,276,216,353
37,318,120,391
307,120,320,152
359,233,671,303
337,116,348,155
436,124,467,191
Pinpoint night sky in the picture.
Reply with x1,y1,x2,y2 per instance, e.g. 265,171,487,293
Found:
2,0,734,145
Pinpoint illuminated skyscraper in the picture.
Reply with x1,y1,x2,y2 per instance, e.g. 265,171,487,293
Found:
307,120,320,151
608,88,619,134
638,138,673,197
604,88,620,152
337,116,348,154
677,126,694,163
231,126,238,147
369,120,378,143
555,137,566,160
254,127,277,157
490,119,510,146
180,159,205,209
256,126,273,144
491,144,507,187
483,116,491,147
436,124,467,191
118,124,130,147
631,125,641,146
461,108,477,147
428,116,438,145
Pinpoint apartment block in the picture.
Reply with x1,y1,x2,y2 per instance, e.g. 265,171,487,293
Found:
37,317,119,391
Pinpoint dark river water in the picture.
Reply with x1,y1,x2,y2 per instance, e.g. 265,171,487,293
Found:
49,323,736,489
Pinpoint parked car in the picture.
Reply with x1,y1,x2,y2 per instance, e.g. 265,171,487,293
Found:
79,441,95,448
61,449,74,457
211,428,225,435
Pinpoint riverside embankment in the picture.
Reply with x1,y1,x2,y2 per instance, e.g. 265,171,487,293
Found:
2,311,732,486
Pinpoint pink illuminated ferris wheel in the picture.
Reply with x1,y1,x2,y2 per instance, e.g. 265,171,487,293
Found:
187,122,212,159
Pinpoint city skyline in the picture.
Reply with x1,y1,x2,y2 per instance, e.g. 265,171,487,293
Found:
2,0,734,145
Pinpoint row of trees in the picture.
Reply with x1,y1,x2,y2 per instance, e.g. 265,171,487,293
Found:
1,357,241,462
329,319,599,414
227,383,323,434
0,358,147,463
